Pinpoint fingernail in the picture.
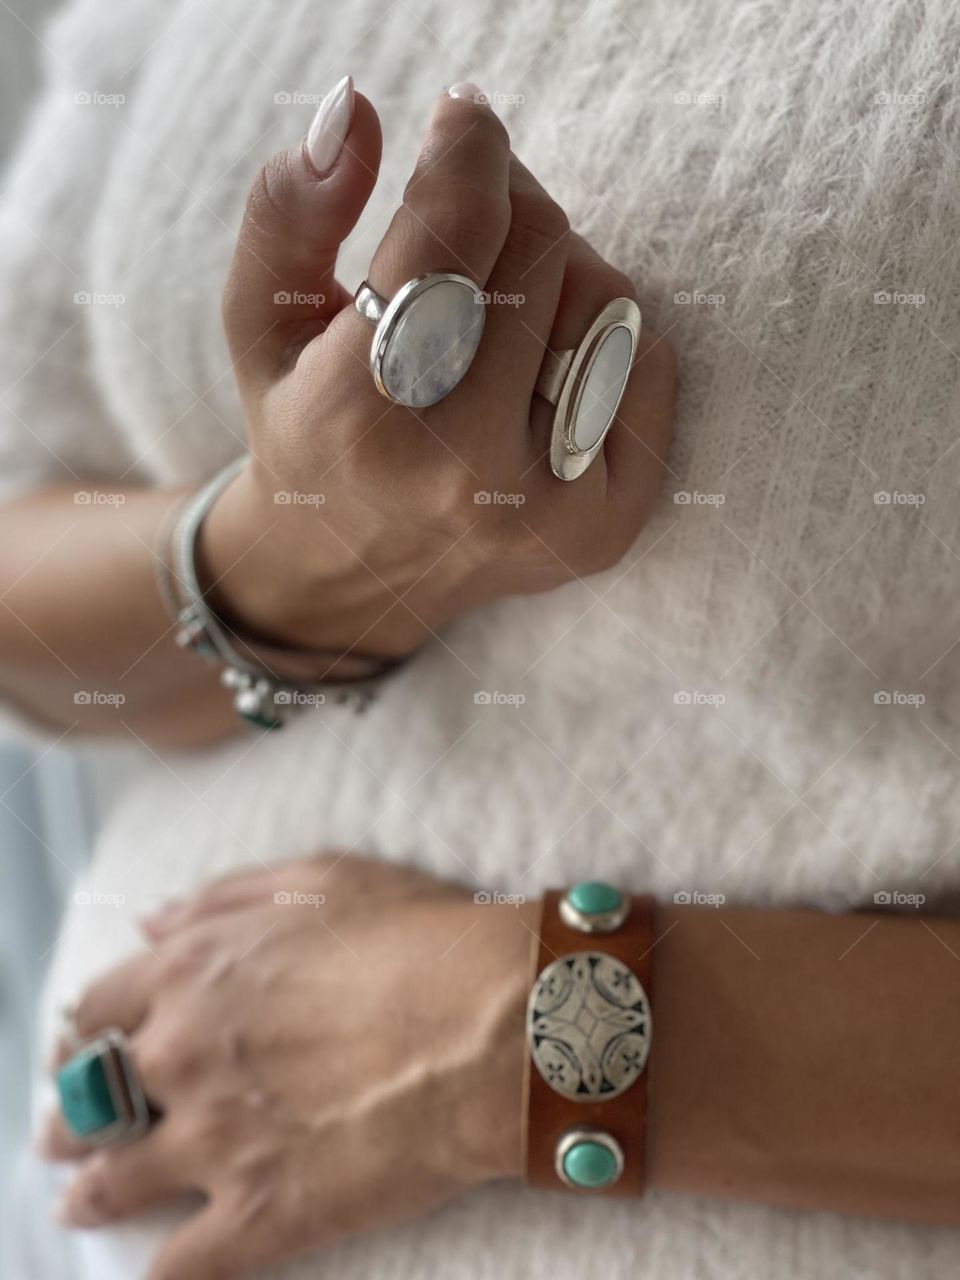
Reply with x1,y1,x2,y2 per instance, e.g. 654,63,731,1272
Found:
306,74,354,175
447,82,486,103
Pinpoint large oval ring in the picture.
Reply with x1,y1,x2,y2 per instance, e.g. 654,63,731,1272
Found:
354,271,486,408
535,296,642,481
56,1027,153,1147
526,950,652,1101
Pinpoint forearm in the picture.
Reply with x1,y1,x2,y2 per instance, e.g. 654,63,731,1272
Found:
0,484,239,746
648,903,960,1222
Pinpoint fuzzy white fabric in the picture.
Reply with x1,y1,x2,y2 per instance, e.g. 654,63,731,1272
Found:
5,0,960,1275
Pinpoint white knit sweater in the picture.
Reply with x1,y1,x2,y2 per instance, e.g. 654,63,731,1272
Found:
5,0,960,1275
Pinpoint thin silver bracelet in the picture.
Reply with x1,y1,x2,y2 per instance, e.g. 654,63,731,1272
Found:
158,458,390,729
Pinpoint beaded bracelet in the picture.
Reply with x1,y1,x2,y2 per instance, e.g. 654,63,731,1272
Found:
156,458,404,729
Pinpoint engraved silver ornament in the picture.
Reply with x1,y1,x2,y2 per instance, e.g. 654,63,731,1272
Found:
527,951,651,1101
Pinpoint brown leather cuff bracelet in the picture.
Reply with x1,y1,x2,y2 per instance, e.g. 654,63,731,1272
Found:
524,883,655,1194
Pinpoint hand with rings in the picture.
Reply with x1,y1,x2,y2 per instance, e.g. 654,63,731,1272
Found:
41,855,537,1279
205,78,676,663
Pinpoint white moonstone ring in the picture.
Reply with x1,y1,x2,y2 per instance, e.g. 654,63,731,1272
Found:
535,297,642,481
354,272,486,408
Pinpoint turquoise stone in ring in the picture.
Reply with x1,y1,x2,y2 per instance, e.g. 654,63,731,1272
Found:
57,1048,119,1136
561,1139,621,1189
56,1029,152,1146
567,881,623,916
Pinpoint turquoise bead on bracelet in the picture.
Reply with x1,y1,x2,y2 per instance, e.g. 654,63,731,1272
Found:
555,1127,625,1190
559,880,630,933
568,881,622,915
562,1139,621,1189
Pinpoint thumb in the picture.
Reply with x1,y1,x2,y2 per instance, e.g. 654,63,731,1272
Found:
223,75,382,386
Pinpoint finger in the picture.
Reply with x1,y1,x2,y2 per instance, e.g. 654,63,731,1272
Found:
54,1127,192,1228
143,869,275,938
72,951,159,1041
367,86,512,294
35,1108,97,1162
223,76,382,388
322,86,513,393
146,1204,269,1280
474,153,570,403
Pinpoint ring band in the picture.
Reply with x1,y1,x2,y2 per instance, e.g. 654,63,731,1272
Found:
57,1028,153,1147
535,297,642,481
354,271,485,408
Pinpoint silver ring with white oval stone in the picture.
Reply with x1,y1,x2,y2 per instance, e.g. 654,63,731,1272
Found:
535,296,642,481
354,272,486,409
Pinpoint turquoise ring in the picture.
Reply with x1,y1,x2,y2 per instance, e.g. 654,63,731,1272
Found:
56,1028,152,1147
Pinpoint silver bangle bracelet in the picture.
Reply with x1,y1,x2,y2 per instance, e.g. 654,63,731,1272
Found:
158,458,386,729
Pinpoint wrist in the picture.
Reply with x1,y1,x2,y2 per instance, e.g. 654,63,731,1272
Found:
198,459,430,662
453,898,538,1184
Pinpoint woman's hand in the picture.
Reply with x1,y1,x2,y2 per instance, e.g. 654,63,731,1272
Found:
206,81,676,660
39,856,536,1279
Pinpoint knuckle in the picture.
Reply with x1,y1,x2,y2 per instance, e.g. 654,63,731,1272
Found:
409,180,511,264
247,147,301,236
505,193,570,261
583,505,641,571
569,257,635,308
75,1158,120,1221
193,1105,233,1158
144,1019,204,1085
73,988,100,1036
416,110,509,177
159,930,216,982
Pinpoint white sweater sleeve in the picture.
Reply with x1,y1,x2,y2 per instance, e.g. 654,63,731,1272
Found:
0,6,153,740
0,10,141,505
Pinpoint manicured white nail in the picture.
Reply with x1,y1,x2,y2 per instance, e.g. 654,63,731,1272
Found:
447,81,485,103
306,74,354,174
